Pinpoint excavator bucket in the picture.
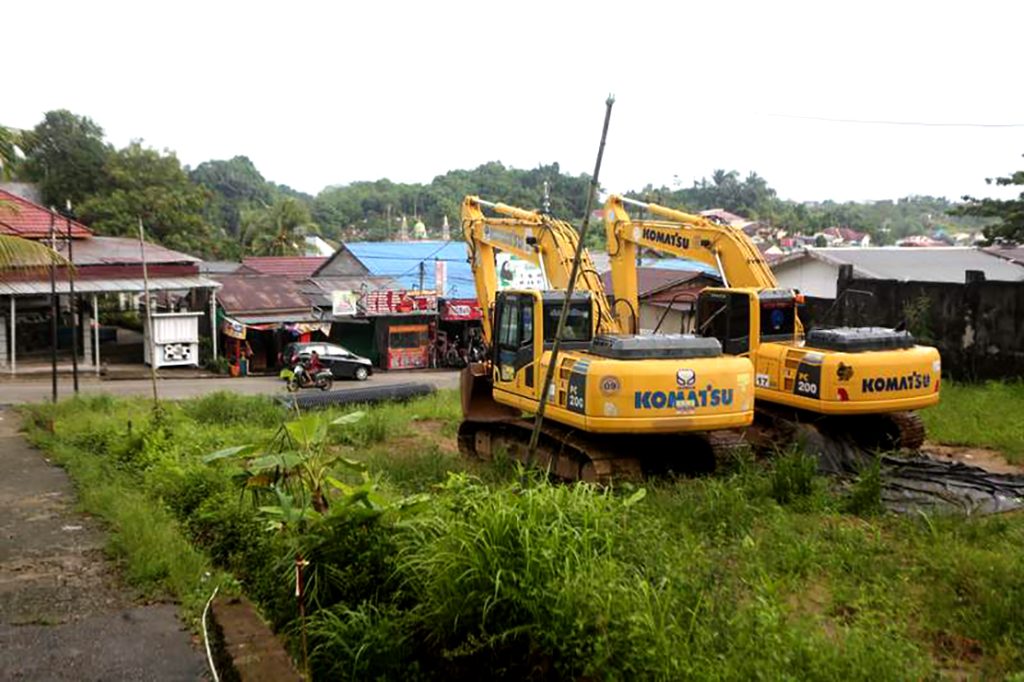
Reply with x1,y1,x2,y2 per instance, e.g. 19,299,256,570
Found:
461,362,518,421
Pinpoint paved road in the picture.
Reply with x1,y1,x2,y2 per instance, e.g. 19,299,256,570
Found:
0,410,205,681
0,369,460,405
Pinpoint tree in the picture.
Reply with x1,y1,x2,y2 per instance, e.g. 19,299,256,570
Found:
950,154,1024,244
189,156,273,238
78,142,218,255
243,197,319,256
0,125,22,180
19,110,111,207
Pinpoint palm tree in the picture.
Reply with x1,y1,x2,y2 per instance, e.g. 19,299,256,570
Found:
0,125,19,180
241,197,319,256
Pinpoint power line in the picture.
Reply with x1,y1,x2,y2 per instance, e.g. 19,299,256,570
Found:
767,113,1024,128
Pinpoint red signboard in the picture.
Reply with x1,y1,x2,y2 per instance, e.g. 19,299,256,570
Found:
441,298,483,321
364,290,437,316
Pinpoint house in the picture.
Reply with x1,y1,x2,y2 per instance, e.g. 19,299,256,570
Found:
895,235,947,247
699,208,749,228
817,226,870,247
601,267,721,334
771,246,1024,299
0,188,218,374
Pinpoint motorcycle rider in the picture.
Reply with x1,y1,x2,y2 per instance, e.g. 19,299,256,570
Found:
307,350,324,375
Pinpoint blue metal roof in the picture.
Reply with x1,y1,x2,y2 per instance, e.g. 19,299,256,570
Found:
344,241,475,298
343,241,720,299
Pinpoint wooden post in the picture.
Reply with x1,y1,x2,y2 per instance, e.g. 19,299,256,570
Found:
92,294,100,376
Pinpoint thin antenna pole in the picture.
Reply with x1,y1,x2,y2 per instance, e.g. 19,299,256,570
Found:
526,95,615,467
138,218,159,406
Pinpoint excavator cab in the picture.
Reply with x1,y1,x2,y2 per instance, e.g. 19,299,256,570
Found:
696,288,801,356
491,289,594,392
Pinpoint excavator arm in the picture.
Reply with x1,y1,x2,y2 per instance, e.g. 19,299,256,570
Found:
462,195,620,346
604,194,778,332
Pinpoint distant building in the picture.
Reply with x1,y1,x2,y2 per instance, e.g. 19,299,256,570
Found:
771,246,1024,298
601,267,721,334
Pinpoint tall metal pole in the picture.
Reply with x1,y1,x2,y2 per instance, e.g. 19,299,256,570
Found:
138,218,159,407
64,203,79,393
526,96,615,465
48,210,58,403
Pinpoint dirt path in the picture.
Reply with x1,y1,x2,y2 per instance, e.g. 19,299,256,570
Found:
0,409,205,681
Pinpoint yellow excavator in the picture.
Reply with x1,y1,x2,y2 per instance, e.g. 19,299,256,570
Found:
604,195,941,450
458,195,756,481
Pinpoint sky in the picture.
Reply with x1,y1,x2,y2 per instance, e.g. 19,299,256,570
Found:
5,1,1022,204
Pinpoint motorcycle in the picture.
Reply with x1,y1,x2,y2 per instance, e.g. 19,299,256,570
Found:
286,363,334,392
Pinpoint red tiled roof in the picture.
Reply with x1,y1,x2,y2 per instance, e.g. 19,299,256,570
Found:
240,256,328,277
0,189,92,239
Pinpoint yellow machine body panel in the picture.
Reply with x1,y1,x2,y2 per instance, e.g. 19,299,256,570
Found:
754,341,941,415
487,287,755,433
492,347,754,433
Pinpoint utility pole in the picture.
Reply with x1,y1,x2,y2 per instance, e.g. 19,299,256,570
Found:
63,201,79,394
48,210,58,403
138,218,159,407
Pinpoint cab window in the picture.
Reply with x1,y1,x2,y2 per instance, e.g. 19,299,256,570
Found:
697,292,751,355
760,300,796,340
543,301,592,342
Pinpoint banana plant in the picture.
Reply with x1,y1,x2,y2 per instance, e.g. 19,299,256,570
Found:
204,410,376,516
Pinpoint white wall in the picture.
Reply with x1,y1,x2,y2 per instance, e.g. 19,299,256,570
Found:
774,258,841,298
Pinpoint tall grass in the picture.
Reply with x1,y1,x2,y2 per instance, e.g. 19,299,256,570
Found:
21,388,1024,679
921,380,1024,462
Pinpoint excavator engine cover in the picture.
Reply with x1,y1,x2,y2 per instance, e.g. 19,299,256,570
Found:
588,333,722,360
805,327,915,353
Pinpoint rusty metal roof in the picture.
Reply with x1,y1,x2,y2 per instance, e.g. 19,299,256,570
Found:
240,256,327,277
213,274,315,319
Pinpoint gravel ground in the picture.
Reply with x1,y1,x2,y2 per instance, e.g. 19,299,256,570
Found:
0,409,206,681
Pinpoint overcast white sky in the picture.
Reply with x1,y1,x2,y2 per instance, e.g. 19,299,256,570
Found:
5,1,1022,203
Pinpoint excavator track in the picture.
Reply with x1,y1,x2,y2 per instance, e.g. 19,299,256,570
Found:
747,405,928,459
458,418,743,484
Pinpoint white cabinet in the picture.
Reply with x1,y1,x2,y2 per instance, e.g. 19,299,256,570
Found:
144,312,202,368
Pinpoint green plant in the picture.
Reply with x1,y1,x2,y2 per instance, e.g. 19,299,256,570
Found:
769,447,819,506
843,455,884,516
902,295,934,343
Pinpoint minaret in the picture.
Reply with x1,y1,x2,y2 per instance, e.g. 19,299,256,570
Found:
399,215,409,241
441,215,451,241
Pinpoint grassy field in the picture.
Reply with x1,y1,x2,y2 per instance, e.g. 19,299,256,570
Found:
19,388,1024,680
921,379,1024,463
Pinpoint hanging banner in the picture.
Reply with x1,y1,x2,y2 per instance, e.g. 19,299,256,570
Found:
441,298,483,321
221,316,247,340
284,322,333,335
434,260,447,295
331,290,358,316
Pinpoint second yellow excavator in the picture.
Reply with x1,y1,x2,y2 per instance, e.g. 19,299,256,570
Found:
458,196,756,481
604,195,941,450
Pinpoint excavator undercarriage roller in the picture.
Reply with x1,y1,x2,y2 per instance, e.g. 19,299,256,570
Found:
457,418,746,484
